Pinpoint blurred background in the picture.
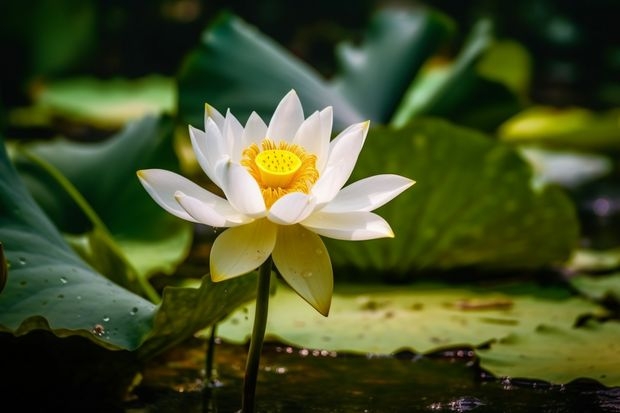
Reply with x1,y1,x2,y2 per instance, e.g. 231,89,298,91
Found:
2,0,618,112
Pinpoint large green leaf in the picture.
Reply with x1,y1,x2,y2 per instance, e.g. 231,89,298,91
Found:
325,118,579,279
0,135,155,351
13,115,192,292
177,12,363,131
177,8,452,130
217,281,618,385
330,6,453,122
0,133,257,355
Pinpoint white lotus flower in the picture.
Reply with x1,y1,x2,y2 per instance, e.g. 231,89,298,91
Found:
137,90,414,316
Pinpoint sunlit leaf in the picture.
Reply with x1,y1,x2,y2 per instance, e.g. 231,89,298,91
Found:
325,118,579,280
33,76,176,129
479,320,620,386
216,281,617,385
476,39,532,98
566,248,620,274
499,106,620,151
569,271,620,304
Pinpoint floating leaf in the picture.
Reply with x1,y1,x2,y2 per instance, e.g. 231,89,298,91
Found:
33,76,176,129
325,119,579,279
216,281,617,385
499,106,620,151
569,271,620,304
479,320,620,385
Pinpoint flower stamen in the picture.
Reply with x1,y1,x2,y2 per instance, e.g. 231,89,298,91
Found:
255,149,302,187
242,139,319,208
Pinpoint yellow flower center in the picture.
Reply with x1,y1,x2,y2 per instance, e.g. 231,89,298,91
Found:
242,139,319,208
255,149,302,187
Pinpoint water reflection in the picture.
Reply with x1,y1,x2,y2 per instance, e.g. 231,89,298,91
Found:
126,338,620,413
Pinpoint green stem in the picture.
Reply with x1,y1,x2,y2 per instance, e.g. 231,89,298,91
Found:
241,256,272,413
205,323,217,384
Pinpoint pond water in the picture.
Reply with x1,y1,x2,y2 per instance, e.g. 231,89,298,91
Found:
126,337,620,413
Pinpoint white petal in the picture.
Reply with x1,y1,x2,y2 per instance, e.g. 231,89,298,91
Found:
242,111,268,147
189,124,220,186
210,219,277,282
266,90,304,142
174,190,252,227
301,211,394,240
293,107,332,173
310,121,370,206
205,103,225,130
201,118,230,187
310,164,348,207
136,169,205,223
322,175,415,213
268,192,317,225
224,109,245,162
316,107,333,172
220,161,266,218
323,121,369,188
272,225,332,316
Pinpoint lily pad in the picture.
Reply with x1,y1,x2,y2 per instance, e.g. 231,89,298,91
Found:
498,106,620,151
216,281,618,385
33,75,176,129
569,271,620,304
324,118,579,279
478,320,620,385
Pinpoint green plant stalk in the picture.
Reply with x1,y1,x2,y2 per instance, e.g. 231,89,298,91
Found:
241,256,272,413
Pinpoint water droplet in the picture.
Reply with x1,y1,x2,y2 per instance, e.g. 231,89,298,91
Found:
102,316,110,322
92,324,105,337
315,249,323,255
59,276,68,285
301,271,313,278
18,257,26,265
76,295,82,300
129,307,138,315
